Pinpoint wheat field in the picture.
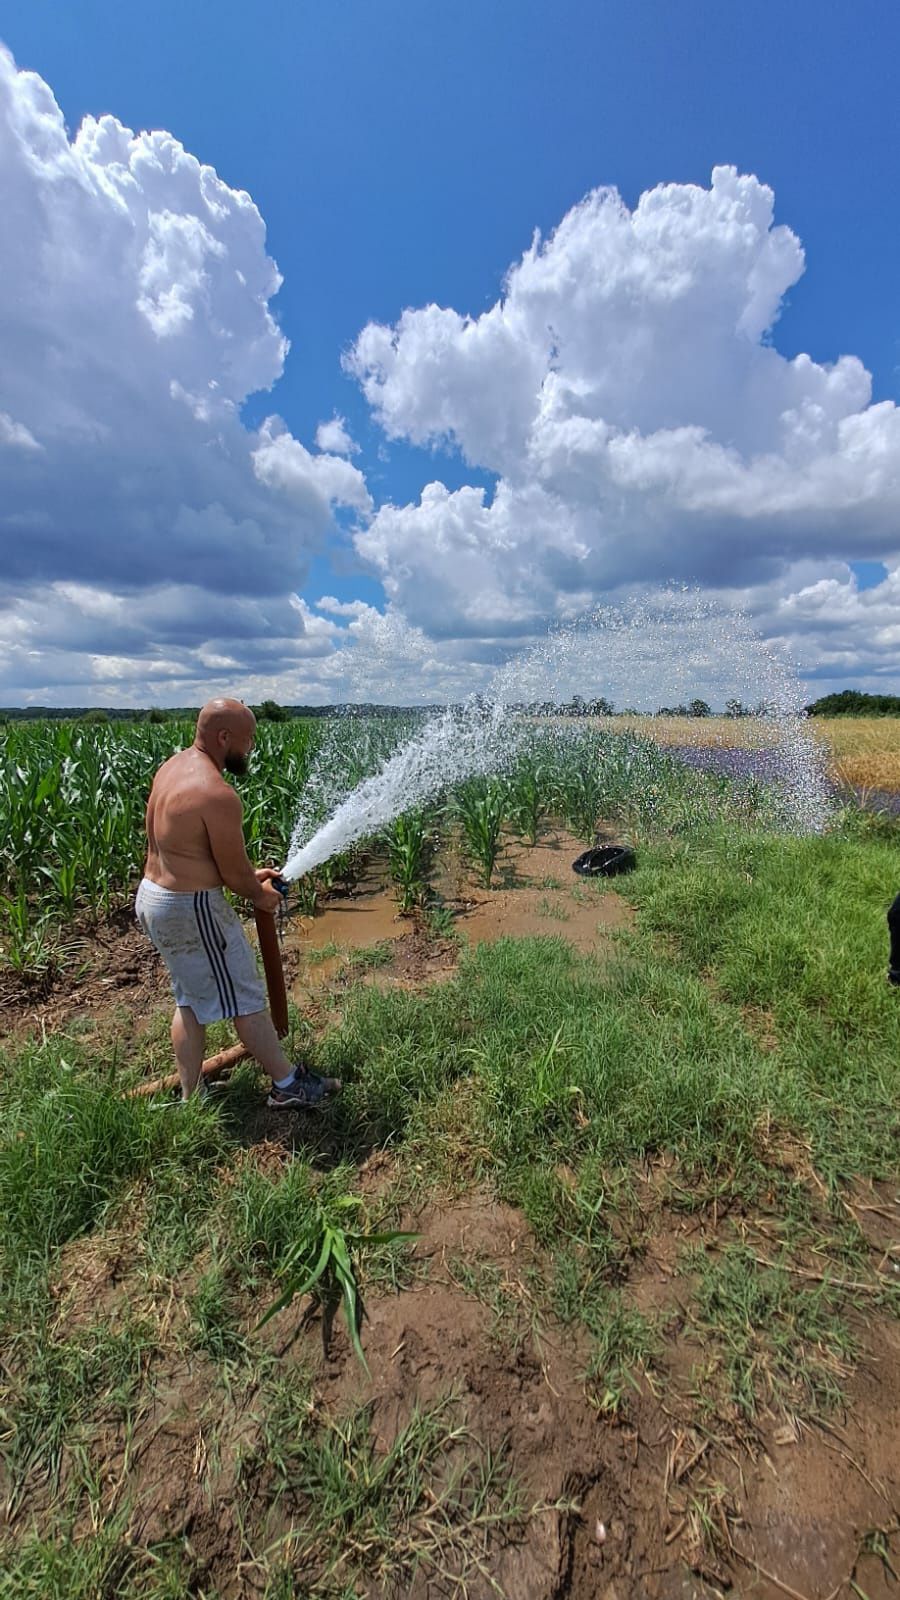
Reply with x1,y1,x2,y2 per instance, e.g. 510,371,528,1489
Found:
609,714,900,793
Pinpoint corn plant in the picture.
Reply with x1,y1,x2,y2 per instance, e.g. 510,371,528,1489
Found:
40,859,79,923
425,900,457,940
316,849,359,894
0,717,326,925
0,711,771,936
256,1195,416,1371
455,778,507,888
292,875,319,918
383,810,434,912
507,749,552,846
0,891,73,980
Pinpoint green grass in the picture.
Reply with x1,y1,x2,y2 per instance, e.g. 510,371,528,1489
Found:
188,1261,250,1364
0,1521,210,1600
244,1388,525,1596
584,1294,658,1412
321,934,784,1196
688,1244,857,1417
617,824,900,1180
1,807,898,1588
536,896,571,920
220,1151,319,1281
0,1037,229,1280
444,1253,532,1353
0,1311,156,1513
344,940,396,970
305,939,342,965
310,816,900,1215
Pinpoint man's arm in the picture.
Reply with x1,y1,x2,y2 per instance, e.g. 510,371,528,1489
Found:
203,788,280,911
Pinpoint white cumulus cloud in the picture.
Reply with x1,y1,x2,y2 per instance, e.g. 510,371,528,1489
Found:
253,417,370,514
0,578,356,704
315,415,360,456
347,167,900,676
0,42,369,700
4,38,900,707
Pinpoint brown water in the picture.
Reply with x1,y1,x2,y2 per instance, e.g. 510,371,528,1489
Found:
281,830,633,996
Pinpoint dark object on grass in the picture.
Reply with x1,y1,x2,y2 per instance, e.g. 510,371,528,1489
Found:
572,844,636,878
889,893,900,985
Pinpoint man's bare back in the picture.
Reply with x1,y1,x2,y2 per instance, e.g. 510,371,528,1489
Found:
144,748,235,892
142,700,281,914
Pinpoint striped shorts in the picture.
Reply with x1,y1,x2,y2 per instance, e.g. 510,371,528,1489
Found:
135,879,267,1024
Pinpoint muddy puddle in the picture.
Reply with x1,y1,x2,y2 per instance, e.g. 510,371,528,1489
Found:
282,829,634,998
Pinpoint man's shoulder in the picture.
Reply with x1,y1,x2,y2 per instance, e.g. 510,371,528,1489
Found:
155,749,194,783
157,755,237,810
199,774,242,814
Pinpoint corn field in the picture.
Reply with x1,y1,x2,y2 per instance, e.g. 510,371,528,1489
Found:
1,713,804,973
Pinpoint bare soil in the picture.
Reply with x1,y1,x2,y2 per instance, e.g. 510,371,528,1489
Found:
17,1186,900,1600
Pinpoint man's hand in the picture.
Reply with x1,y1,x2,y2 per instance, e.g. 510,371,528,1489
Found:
254,867,286,914
254,881,284,916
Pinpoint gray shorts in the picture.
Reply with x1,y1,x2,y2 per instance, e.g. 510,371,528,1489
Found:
135,879,267,1024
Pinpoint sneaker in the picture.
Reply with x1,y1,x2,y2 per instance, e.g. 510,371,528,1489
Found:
889,969,900,987
267,1069,342,1109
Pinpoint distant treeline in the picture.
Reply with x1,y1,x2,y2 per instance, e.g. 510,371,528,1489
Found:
804,690,900,717
2,697,710,721
4,689,899,722
0,702,443,724
0,699,780,721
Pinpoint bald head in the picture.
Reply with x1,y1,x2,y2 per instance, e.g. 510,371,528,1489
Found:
196,698,255,743
195,698,256,775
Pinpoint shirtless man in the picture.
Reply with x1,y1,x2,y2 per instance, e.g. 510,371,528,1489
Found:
136,698,339,1107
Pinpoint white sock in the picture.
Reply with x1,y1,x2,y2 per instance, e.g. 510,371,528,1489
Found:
274,1071,296,1090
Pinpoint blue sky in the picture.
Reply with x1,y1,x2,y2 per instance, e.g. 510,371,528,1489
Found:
1,1,899,702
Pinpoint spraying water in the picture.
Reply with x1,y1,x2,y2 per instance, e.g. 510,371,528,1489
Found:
280,594,831,881
492,594,831,835
281,700,509,880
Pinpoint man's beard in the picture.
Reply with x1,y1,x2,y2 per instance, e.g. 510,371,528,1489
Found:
224,753,250,777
